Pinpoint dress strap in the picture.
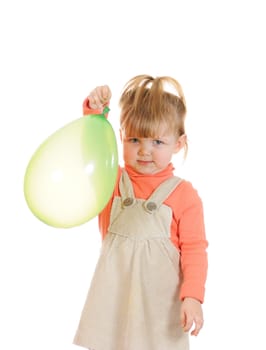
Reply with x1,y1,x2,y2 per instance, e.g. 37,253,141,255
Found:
119,170,135,200
143,176,183,213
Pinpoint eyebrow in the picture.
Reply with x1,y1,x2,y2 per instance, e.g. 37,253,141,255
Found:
127,136,173,143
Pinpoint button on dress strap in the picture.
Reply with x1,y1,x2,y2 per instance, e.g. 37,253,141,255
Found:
123,197,134,207
146,202,157,211
143,176,183,213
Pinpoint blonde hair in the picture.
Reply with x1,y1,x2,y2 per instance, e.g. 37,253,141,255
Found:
119,75,187,153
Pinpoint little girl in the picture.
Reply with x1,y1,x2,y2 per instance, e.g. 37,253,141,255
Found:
73,75,208,350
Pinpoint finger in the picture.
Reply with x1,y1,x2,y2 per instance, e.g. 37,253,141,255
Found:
182,316,193,333
88,94,103,110
94,85,110,104
102,85,112,101
90,90,103,108
89,86,110,109
180,311,186,328
191,319,204,336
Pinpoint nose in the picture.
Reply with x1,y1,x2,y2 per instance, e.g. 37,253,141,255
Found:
138,141,152,156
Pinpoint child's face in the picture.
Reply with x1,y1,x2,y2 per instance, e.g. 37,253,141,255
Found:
120,129,185,174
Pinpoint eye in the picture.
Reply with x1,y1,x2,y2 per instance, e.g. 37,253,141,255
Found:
153,139,164,145
128,137,139,143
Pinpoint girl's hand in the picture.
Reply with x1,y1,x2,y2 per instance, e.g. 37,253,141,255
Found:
180,297,204,336
87,85,112,110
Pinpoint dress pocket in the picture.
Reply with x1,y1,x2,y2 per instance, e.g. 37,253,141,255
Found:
160,239,181,277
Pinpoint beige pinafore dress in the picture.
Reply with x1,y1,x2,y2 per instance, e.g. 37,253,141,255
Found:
74,170,189,350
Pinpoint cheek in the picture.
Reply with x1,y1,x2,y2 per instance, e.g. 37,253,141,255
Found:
154,149,173,163
123,144,135,160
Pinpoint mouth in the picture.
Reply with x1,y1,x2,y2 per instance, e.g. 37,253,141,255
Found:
137,160,153,166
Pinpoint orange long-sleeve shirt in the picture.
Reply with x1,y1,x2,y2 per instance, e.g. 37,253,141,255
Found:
83,99,208,303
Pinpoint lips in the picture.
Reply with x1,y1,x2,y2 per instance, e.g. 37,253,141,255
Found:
137,160,153,165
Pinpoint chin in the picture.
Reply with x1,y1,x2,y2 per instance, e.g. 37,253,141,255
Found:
136,166,159,175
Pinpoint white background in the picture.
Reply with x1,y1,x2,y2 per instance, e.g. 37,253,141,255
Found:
1,1,265,349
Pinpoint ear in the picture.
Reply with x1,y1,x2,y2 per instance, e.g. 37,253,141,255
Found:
174,134,187,153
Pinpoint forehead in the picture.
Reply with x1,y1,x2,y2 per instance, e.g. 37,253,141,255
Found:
123,121,176,138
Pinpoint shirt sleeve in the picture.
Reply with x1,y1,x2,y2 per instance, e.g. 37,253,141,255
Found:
98,167,122,239
177,184,208,303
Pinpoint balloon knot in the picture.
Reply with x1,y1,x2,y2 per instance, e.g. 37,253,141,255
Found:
103,106,110,116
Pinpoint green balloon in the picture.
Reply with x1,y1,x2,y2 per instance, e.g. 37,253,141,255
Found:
24,112,118,228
